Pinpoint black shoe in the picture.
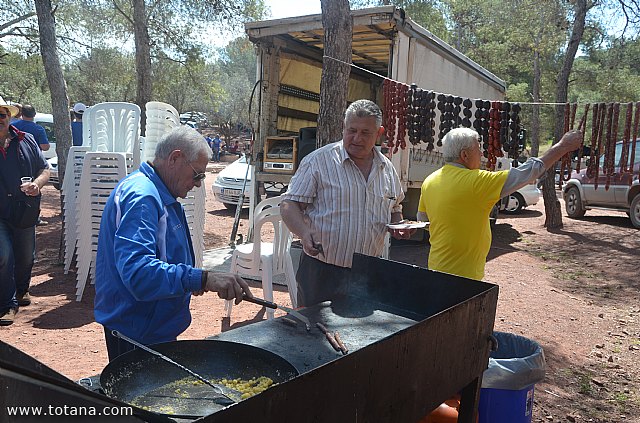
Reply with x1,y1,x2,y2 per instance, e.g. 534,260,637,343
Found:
17,292,31,306
0,308,18,326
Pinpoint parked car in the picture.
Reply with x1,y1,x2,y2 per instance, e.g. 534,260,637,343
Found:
47,156,60,190
501,183,541,214
212,155,285,209
212,155,253,209
563,139,640,228
495,157,541,214
34,113,56,160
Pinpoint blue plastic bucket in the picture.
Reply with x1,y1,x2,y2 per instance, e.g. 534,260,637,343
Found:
478,384,535,423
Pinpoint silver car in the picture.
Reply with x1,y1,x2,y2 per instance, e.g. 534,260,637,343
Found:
563,139,640,228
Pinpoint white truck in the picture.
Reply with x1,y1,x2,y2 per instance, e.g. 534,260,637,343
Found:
245,6,506,219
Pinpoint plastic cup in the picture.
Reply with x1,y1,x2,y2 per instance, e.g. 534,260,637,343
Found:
21,177,33,184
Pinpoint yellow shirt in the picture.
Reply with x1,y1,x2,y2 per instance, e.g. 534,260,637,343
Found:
418,164,509,280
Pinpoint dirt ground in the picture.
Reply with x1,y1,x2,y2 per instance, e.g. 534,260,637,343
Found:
2,163,638,422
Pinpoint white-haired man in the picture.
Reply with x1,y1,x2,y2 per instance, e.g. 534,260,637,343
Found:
95,126,252,360
418,127,582,281
281,99,413,307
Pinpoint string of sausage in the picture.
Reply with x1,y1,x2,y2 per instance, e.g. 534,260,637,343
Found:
560,103,587,184
619,103,633,178
625,102,640,181
583,103,601,177
590,103,608,190
574,104,591,172
604,103,620,190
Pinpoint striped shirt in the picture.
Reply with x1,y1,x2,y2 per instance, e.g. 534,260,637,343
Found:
284,141,404,268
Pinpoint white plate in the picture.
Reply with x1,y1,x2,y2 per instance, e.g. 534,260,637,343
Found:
386,221,429,230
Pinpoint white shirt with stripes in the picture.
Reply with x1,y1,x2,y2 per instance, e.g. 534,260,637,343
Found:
284,141,404,268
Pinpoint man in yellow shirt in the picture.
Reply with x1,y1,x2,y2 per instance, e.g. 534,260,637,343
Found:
418,127,582,280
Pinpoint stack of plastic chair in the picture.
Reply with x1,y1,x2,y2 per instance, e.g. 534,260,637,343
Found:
143,101,180,162
81,106,93,146
71,102,141,301
88,102,141,167
75,152,131,301
224,195,297,320
62,146,91,274
178,184,206,267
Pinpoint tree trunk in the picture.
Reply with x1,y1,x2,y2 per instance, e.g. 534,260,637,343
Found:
543,0,588,229
317,0,352,147
133,0,151,135
34,0,72,264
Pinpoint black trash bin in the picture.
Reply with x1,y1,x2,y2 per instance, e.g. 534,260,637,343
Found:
478,331,546,423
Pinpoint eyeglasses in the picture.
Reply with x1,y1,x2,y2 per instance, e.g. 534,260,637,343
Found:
187,161,207,181
0,113,9,119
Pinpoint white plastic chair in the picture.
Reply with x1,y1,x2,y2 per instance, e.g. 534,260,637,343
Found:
224,195,297,319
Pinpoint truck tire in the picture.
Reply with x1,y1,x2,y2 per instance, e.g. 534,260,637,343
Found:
565,186,586,218
630,194,640,229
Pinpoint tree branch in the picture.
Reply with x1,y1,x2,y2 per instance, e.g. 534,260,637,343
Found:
0,12,36,33
112,0,134,26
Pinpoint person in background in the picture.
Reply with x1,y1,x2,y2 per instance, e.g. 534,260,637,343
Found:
211,134,222,162
0,97,50,325
227,140,239,156
71,102,86,146
204,134,213,159
417,127,583,281
281,99,414,307
12,105,50,152
9,103,22,123
94,125,252,360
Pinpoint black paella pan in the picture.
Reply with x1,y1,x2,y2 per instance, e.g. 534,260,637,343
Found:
100,340,299,419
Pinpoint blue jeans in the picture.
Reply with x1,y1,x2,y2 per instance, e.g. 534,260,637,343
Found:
0,218,36,313
213,149,220,162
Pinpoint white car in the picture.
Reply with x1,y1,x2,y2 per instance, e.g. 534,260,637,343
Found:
212,155,254,209
34,113,56,160
46,156,60,190
212,155,285,209
502,183,541,214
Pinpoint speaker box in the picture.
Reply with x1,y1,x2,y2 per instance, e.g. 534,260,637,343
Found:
297,127,317,167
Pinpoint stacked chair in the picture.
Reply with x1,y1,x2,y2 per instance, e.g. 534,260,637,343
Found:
61,101,207,300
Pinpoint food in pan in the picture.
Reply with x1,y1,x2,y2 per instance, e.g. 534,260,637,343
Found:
132,375,276,412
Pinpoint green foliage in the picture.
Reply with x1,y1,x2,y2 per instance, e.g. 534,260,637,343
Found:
0,49,51,111
64,48,137,105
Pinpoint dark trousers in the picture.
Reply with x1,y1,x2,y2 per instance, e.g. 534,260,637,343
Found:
296,253,352,307
0,219,35,313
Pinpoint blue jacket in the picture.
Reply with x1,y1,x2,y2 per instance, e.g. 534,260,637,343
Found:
94,161,203,345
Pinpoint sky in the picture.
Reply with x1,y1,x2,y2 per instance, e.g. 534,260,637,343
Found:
265,0,322,19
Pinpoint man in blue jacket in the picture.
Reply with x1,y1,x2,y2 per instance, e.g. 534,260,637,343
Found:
95,126,252,360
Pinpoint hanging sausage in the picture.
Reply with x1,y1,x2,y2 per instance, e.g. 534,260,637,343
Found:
508,103,522,160
383,79,393,150
462,98,472,128
625,102,640,183
604,103,620,190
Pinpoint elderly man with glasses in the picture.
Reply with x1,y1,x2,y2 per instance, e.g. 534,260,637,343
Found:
95,126,253,361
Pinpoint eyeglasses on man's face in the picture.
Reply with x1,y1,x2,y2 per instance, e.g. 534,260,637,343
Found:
187,160,207,181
